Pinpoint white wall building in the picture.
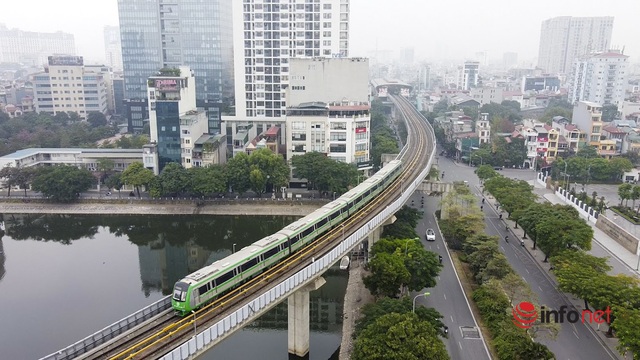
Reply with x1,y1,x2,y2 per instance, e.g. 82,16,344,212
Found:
470,87,503,105
286,57,370,170
32,55,109,118
476,113,491,144
230,0,349,124
103,25,123,71
179,110,209,169
537,16,613,74
569,50,629,106
0,148,142,173
457,61,479,90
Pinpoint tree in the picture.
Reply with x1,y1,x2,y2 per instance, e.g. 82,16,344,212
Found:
551,250,611,310
536,216,593,261
355,297,446,337
121,161,155,198
363,252,410,298
0,166,19,196
86,111,108,127
249,168,267,196
540,106,572,124
619,183,633,207
188,165,227,196
613,307,640,359
226,152,251,195
31,165,95,202
96,158,115,184
155,162,190,196
609,157,633,181
248,148,290,193
104,172,123,197
602,104,618,122
576,146,598,158
352,313,449,360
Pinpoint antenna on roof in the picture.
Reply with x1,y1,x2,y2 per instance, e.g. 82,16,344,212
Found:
621,46,625,55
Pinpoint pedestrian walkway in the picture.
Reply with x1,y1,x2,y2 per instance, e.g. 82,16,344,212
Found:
529,181,640,276
479,187,629,359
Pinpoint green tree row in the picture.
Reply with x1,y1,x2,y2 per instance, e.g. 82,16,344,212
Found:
0,111,116,156
551,152,633,184
551,250,640,358
481,166,593,261
0,165,96,202
291,152,360,194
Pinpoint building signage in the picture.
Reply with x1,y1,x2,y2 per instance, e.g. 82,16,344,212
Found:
537,137,548,142
355,151,366,156
48,55,84,66
155,79,178,91
357,161,372,169
355,127,367,133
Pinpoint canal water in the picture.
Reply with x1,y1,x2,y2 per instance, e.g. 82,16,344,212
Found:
0,214,346,360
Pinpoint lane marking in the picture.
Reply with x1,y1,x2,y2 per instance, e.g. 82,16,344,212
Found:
574,331,579,339
458,341,463,350
444,293,447,300
525,268,530,274
451,315,454,322
522,276,527,283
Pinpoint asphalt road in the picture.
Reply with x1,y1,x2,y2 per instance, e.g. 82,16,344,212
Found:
436,154,619,360
409,193,491,360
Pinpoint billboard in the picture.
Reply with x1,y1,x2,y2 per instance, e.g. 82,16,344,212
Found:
355,127,367,133
154,79,179,91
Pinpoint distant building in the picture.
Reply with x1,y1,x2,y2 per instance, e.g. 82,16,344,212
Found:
0,148,142,172
0,24,76,66
503,52,518,69
476,113,491,145
103,25,122,70
569,50,629,106
112,72,125,116
537,16,613,74
31,55,109,118
521,75,560,92
572,101,609,156
470,87,503,105
457,61,480,90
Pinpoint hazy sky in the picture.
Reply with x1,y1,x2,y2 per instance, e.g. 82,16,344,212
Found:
0,0,637,65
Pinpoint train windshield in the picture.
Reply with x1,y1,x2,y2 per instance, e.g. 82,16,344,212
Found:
173,282,189,302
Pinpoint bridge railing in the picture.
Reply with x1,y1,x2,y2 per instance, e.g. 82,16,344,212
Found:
39,296,172,360
160,97,437,360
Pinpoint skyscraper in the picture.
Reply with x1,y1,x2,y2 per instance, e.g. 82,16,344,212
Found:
117,0,234,133
103,25,123,70
537,16,613,74
231,0,349,121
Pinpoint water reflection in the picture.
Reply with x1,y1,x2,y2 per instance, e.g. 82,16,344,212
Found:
1,213,297,295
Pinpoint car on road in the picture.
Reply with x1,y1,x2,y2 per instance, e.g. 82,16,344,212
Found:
426,228,436,241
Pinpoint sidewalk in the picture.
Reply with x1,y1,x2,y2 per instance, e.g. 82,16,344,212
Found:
530,181,640,277
480,185,630,360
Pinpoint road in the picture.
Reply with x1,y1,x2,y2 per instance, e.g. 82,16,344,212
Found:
410,193,491,360
436,154,619,360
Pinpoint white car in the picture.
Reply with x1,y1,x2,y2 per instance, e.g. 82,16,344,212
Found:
426,228,436,241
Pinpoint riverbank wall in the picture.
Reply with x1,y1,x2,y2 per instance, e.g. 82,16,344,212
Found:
0,199,329,216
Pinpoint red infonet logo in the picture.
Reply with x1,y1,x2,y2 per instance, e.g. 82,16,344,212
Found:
512,301,538,329
512,302,613,329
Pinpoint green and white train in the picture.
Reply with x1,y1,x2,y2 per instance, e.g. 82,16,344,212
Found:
171,160,403,315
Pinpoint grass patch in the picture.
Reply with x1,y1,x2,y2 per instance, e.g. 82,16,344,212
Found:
610,206,640,224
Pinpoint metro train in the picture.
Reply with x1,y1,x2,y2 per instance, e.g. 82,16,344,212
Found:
171,159,403,315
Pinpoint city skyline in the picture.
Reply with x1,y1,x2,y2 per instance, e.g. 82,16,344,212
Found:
0,0,638,66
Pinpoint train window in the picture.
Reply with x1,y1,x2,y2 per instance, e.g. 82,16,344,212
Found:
302,227,314,238
330,211,340,220
280,243,287,251
216,270,234,285
264,246,280,259
290,234,302,244
348,201,354,208
198,284,208,295
241,257,259,272
317,217,327,227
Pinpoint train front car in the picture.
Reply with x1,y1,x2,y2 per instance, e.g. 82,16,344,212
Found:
171,281,191,315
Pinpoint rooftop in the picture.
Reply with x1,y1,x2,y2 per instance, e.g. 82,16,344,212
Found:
0,148,143,160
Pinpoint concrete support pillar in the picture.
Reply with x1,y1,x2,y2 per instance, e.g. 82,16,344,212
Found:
288,276,326,358
366,215,396,253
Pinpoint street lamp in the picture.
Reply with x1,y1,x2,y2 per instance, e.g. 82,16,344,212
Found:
413,292,431,313
191,310,197,337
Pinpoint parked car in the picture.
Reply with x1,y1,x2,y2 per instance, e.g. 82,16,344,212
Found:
426,228,436,241
493,166,504,171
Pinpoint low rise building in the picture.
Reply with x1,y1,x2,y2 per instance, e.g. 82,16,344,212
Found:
0,148,142,172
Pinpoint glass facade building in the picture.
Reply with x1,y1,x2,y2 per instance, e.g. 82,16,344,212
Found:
117,0,234,133
155,102,181,170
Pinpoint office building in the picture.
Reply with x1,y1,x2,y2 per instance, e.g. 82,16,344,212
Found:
537,16,614,74
521,75,560,93
147,66,197,172
286,57,370,170
117,0,233,133
103,25,123,70
569,50,629,106
32,55,109,118
0,24,75,66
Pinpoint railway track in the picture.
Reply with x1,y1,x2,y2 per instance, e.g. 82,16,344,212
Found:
82,95,434,360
